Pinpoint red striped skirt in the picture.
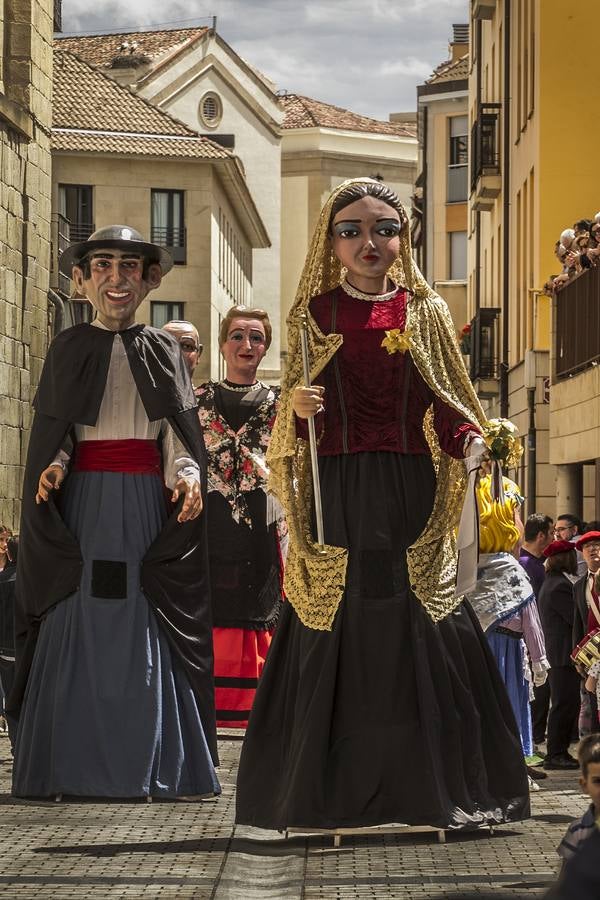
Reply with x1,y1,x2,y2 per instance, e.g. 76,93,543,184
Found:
213,627,274,728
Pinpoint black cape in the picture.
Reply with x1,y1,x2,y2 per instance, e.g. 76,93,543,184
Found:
8,323,217,764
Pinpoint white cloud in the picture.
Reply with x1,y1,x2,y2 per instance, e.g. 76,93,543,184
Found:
61,0,469,120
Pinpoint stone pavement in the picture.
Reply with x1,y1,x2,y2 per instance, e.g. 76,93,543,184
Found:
0,731,587,899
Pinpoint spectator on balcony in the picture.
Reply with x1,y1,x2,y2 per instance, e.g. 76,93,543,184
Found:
574,220,594,237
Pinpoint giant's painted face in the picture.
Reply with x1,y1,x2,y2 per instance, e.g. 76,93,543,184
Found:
73,248,162,330
330,195,401,287
220,317,267,382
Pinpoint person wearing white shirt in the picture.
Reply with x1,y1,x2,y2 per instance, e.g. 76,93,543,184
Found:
10,227,220,801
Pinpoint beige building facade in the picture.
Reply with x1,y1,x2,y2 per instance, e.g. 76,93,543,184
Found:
416,25,469,332
51,49,268,384
0,0,53,529
279,94,417,355
56,27,284,379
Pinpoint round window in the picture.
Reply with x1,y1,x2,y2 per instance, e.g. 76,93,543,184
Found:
199,92,222,128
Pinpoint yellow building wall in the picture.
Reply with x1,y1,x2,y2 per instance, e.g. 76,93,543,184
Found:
538,2,600,293
539,2,600,478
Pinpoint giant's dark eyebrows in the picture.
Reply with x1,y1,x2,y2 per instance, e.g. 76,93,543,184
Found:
332,216,400,224
89,251,143,260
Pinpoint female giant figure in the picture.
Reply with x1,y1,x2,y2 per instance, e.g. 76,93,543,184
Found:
236,179,529,831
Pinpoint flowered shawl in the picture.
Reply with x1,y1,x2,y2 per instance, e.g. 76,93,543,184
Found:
196,382,281,528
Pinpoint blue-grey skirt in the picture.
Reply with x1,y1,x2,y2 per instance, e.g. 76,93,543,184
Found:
12,470,220,799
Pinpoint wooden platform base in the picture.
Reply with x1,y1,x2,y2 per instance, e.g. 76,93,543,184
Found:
285,823,497,847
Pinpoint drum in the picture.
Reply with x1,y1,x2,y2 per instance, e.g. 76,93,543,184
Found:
571,628,600,671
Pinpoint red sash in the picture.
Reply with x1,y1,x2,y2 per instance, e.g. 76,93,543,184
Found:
73,439,162,476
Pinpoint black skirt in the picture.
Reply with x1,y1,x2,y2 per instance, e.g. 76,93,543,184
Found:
235,452,529,830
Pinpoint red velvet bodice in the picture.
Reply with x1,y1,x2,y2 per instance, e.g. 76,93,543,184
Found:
297,286,475,459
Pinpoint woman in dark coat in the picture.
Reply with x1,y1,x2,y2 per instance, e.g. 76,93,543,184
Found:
538,540,580,769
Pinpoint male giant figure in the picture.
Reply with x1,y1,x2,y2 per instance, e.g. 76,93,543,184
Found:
9,227,219,799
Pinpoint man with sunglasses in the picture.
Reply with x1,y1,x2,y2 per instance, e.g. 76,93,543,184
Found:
555,515,587,577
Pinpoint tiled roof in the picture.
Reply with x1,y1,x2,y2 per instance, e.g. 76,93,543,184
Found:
280,94,416,137
55,26,208,68
427,54,469,84
52,131,229,159
52,50,229,160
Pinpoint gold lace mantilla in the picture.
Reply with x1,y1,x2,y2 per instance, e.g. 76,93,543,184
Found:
268,178,487,630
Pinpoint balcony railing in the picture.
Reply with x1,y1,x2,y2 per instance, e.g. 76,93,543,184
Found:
151,225,186,264
470,306,501,382
470,103,501,193
555,265,600,379
51,215,95,295
69,221,95,242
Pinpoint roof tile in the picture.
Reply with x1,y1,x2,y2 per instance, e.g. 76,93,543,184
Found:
52,50,229,160
52,131,228,159
427,54,469,84
280,94,416,137
55,27,208,68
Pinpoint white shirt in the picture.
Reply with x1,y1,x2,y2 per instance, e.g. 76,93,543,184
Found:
53,320,199,488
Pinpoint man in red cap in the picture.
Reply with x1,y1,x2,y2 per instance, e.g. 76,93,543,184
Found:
573,531,600,733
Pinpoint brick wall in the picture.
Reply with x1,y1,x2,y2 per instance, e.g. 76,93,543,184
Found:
0,0,53,530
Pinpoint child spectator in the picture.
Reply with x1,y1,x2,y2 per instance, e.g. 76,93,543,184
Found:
557,734,600,864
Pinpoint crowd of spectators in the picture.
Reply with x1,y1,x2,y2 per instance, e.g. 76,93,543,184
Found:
545,214,600,294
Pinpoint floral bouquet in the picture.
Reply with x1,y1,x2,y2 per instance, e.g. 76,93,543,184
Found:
482,418,523,470
482,418,524,502
458,323,471,355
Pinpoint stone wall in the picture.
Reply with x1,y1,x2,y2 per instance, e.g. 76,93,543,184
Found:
0,0,53,530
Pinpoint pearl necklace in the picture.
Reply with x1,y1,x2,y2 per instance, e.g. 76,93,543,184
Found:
341,277,398,302
218,379,264,393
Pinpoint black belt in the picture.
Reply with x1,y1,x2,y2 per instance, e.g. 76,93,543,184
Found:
495,625,523,639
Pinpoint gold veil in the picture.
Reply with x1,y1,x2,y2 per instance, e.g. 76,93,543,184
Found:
268,177,487,630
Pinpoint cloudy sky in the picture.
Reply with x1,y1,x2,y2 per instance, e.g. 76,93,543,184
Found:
62,0,468,121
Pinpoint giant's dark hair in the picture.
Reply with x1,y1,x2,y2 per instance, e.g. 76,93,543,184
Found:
328,181,407,232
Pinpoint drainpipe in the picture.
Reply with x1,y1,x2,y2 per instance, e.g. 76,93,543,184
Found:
526,387,536,514
500,0,511,417
47,289,65,335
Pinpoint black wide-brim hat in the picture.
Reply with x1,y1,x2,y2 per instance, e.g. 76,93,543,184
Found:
59,225,174,276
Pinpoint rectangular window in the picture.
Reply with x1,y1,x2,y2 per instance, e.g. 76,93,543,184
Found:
151,189,186,264
58,184,94,241
447,116,468,202
150,301,184,329
449,231,467,280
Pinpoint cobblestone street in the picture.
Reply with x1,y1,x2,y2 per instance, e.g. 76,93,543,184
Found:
0,731,587,899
